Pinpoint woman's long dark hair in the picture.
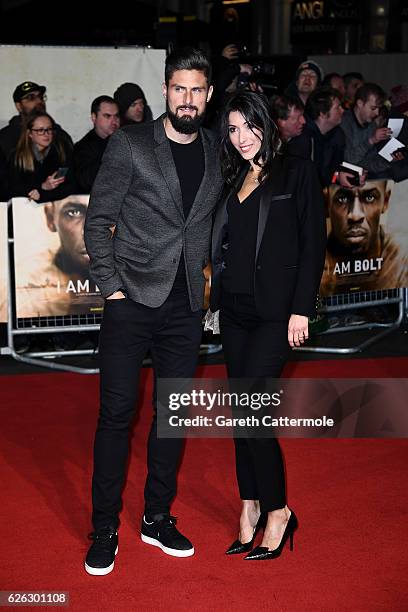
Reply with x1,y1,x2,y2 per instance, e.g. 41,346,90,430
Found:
219,90,281,186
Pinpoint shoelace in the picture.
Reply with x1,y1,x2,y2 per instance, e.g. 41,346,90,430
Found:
88,529,115,550
157,515,178,530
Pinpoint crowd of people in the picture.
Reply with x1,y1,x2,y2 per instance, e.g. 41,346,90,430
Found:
0,79,152,201
1,55,407,206
271,61,408,186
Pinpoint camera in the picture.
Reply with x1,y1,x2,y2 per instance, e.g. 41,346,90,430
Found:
252,61,275,76
236,60,277,93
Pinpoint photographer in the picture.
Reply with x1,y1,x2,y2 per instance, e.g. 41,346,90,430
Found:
206,44,262,129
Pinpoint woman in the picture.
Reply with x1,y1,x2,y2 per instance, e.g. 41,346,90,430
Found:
7,110,72,201
210,91,326,560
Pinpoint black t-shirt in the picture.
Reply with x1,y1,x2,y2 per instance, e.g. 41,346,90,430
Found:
169,134,204,219
222,183,263,295
169,135,205,288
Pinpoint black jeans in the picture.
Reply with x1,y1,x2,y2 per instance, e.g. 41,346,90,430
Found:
92,287,202,530
220,291,289,513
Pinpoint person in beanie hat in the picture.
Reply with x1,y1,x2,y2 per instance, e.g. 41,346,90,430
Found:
285,60,323,106
113,82,153,126
295,61,323,84
295,61,323,104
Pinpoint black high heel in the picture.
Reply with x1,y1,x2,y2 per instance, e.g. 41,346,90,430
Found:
244,510,298,560
225,512,266,555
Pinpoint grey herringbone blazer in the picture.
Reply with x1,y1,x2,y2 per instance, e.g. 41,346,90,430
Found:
84,115,223,311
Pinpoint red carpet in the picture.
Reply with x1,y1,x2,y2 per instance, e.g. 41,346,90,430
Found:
1,359,407,611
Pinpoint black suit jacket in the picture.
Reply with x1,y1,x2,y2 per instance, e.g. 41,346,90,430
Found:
210,155,327,320
73,129,109,194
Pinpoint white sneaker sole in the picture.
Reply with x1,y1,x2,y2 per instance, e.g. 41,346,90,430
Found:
141,534,194,557
84,545,118,576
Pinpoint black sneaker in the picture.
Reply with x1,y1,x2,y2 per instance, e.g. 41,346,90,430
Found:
141,515,194,557
84,527,118,575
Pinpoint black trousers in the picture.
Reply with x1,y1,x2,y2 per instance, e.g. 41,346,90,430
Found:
92,287,202,530
220,291,289,513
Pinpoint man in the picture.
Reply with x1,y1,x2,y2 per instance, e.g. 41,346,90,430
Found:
270,94,306,141
270,94,305,155
44,196,91,278
84,47,223,575
113,82,153,126
13,195,101,317
343,72,364,109
322,72,345,100
205,45,255,129
292,87,345,186
285,60,322,106
72,96,120,194
340,83,396,178
390,85,408,117
0,81,72,160
320,179,408,294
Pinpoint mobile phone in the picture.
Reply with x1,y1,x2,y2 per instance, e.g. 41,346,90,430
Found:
55,167,68,178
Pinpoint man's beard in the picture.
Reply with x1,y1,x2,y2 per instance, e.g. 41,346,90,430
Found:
166,102,205,134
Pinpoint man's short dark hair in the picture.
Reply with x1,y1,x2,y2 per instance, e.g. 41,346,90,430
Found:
91,95,118,115
305,87,341,120
322,72,342,87
354,83,386,106
165,46,212,86
270,95,304,121
343,72,363,87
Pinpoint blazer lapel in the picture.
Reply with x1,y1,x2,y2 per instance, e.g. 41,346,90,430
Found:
211,191,229,261
255,156,286,261
153,116,184,220
211,167,246,260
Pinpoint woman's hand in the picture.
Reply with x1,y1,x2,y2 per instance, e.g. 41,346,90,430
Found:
288,314,308,348
41,171,66,191
28,189,40,201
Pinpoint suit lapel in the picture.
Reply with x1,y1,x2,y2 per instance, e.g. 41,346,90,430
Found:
153,116,184,220
211,167,246,260
211,191,229,260
255,156,286,261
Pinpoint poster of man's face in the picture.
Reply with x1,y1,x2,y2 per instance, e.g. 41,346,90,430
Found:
328,181,390,255
44,196,90,276
320,179,408,295
12,195,104,318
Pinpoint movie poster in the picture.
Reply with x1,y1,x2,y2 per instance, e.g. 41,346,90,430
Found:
0,203,8,322
320,178,408,296
12,196,104,318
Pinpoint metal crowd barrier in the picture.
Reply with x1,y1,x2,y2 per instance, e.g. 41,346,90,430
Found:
3,195,405,368
295,287,405,354
4,200,221,374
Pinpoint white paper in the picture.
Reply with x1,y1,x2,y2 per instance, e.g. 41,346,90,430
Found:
378,137,405,161
388,119,404,139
